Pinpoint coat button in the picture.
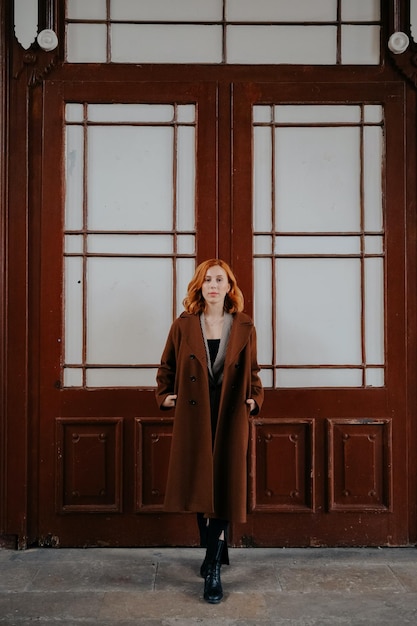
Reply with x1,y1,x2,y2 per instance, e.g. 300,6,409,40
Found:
235,363,240,368
190,376,197,382
189,399,197,405
190,354,196,359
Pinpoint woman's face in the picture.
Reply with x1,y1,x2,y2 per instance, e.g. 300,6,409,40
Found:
201,265,230,307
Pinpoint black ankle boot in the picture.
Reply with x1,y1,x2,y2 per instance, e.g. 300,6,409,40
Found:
203,540,224,604
200,553,209,578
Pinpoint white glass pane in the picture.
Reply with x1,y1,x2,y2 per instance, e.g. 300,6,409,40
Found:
277,368,363,388
177,126,196,231
341,0,380,21
86,368,158,387
274,105,361,124
66,104,84,123
87,126,173,230
365,368,384,387
88,104,174,123
65,234,84,254
259,369,273,388
87,258,173,364
226,0,337,21
253,127,273,232
227,26,337,64
365,258,384,364
253,106,272,124
176,235,195,255
65,126,84,231
254,258,273,364
67,0,107,20
412,0,417,43
275,127,361,232
66,24,107,63
276,258,362,365
341,26,380,65
110,0,223,21
364,127,383,232
176,258,195,317
254,235,273,255
364,235,383,255
177,105,195,123
111,24,222,64
64,257,83,364
63,368,83,387
364,105,383,124
87,234,173,255
275,236,361,255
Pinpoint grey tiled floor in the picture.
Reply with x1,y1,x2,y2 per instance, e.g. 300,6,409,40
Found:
1,547,417,624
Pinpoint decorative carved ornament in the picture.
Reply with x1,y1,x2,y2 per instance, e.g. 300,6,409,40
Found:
13,0,59,86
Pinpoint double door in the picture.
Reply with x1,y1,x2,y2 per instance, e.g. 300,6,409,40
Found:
35,77,408,547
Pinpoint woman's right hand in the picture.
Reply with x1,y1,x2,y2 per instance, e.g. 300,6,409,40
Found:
162,394,177,408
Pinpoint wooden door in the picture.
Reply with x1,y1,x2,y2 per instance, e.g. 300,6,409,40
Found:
230,81,408,546
37,80,217,546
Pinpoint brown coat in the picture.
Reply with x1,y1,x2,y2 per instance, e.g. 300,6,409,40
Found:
156,311,264,523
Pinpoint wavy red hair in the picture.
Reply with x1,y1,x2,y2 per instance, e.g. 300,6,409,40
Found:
183,259,244,314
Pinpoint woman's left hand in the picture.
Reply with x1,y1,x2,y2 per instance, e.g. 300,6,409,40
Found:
246,398,256,412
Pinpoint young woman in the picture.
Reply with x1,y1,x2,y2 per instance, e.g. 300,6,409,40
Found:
156,259,263,604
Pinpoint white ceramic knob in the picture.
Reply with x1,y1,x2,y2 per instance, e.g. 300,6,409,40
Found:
37,29,58,52
388,32,410,55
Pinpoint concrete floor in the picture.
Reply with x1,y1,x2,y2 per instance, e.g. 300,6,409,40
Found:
1,547,417,624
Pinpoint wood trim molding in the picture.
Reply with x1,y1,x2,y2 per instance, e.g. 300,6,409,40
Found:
388,0,417,88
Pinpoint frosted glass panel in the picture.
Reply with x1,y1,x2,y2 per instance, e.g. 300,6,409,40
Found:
87,235,173,255
110,0,223,21
227,26,337,64
111,25,223,64
254,258,273,364
86,368,158,387
87,258,173,364
65,126,84,230
341,0,380,21
364,105,383,123
253,127,273,232
275,127,360,232
176,258,195,317
63,368,83,387
254,236,273,255
177,105,195,123
274,105,361,124
277,369,363,388
177,126,196,231
227,0,336,21
276,259,362,365
275,236,361,256
66,24,107,63
66,104,84,123
365,368,384,387
177,235,195,255
364,127,383,232
65,235,83,254
88,104,174,123
364,236,383,255
259,369,273,388
67,0,107,19
365,258,384,364
64,257,83,364
341,26,380,65
87,126,173,230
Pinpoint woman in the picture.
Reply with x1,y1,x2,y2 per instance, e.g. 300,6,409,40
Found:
156,259,263,604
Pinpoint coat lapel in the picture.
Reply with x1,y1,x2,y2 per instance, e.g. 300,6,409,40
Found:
224,313,253,369
179,313,207,370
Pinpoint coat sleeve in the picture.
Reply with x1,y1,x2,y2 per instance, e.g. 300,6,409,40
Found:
155,323,178,410
249,326,264,415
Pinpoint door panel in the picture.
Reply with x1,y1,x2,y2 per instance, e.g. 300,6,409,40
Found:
38,81,217,546
231,82,407,546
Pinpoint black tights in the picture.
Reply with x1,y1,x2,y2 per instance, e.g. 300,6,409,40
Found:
197,513,230,565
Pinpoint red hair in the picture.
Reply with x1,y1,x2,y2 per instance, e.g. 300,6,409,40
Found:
183,259,244,314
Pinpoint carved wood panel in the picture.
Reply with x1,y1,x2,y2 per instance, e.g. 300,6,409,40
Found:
135,418,173,511
327,419,392,511
250,419,314,512
55,418,123,513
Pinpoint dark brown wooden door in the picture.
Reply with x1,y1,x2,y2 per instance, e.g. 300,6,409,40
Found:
37,80,218,546
230,81,408,546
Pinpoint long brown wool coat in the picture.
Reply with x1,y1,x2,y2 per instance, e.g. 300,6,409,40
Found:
156,311,264,523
